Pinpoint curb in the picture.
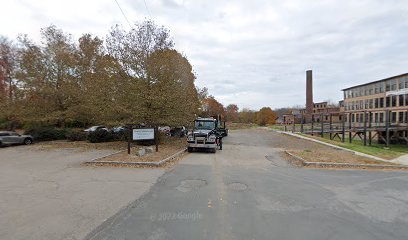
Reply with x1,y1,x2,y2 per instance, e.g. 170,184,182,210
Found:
284,150,408,170
276,130,390,163
87,150,127,162
85,148,187,167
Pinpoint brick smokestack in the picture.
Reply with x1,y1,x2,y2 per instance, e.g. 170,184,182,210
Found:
306,70,313,122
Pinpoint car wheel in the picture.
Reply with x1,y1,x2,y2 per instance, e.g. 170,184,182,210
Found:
24,138,33,145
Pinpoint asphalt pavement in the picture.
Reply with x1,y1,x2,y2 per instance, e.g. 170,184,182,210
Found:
86,128,408,240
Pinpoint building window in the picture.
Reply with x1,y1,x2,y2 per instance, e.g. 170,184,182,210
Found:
399,79,405,89
399,95,404,107
399,112,404,123
380,98,384,108
375,98,379,108
386,97,391,107
392,96,397,107
352,114,355,122
405,94,408,106
391,112,397,123
374,113,378,122
386,80,397,91
392,80,397,91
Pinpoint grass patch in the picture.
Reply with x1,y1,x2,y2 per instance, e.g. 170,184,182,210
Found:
269,124,303,131
226,123,258,130
299,133,408,160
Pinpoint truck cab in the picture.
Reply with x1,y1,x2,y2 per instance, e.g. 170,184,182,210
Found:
187,118,221,153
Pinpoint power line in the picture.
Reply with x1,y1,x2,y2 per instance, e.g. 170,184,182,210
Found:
142,0,152,19
114,0,132,28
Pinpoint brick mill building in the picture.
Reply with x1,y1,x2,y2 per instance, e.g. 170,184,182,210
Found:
342,73,408,125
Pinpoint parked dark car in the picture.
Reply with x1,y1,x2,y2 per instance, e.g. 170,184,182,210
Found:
170,126,187,137
84,126,109,132
0,131,34,146
112,126,127,133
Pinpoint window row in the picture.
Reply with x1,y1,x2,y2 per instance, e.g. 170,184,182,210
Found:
344,76,408,99
346,111,408,124
344,94,408,110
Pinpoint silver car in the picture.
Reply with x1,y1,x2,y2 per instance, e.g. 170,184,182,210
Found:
0,131,34,146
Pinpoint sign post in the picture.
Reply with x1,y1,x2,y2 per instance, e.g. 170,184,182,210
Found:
155,126,159,152
128,125,157,154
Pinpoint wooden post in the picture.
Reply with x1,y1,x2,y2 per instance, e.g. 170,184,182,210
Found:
349,113,352,143
300,114,304,133
329,114,333,140
292,115,295,133
284,125,287,132
155,126,159,152
385,110,390,148
128,124,132,154
406,110,408,145
368,111,372,145
321,114,324,138
363,111,367,146
311,115,314,136
341,113,345,143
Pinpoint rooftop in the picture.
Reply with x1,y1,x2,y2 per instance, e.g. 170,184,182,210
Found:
314,101,328,105
342,73,408,91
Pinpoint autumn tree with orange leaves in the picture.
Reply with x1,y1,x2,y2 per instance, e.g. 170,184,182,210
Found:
202,96,225,118
0,20,201,129
256,107,277,126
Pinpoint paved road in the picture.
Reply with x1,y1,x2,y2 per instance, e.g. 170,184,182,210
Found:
86,129,408,240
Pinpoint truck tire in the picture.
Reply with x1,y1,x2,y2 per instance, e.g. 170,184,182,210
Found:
187,147,193,153
209,148,216,153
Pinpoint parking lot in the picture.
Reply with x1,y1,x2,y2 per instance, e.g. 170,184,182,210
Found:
0,144,165,240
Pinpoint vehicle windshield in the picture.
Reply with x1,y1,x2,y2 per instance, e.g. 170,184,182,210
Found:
194,120,215,130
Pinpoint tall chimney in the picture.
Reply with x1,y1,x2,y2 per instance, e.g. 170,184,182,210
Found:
306,70,313,122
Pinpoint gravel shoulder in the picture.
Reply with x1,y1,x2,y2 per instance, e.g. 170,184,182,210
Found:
260,128,398,166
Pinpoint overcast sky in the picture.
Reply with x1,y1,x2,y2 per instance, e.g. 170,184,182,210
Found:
1,0,407,110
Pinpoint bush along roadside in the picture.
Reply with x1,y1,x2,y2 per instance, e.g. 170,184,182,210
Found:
87,129,115,143
21,126,129,143
66,129,88,141
25,127,67,141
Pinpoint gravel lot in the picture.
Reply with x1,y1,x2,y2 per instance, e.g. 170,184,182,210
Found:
0,144,165,240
